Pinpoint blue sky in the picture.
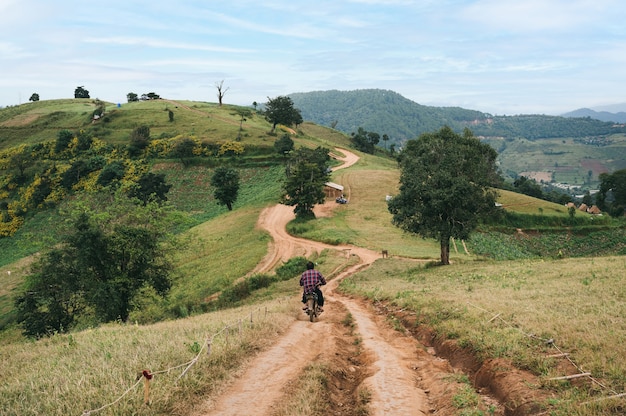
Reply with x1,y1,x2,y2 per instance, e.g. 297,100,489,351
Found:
1,0,625,115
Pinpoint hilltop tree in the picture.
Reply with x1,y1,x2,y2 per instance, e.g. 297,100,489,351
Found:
74,86,90,99
211,166,240,211
388,126,500,265
283,147,330,218
29,93,40,102
216,80,229,106
127,92,139,102
264,96,302,134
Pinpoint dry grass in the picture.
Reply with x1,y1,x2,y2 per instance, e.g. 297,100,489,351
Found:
0,297,299,416
339,256,626,414
272,363,330,416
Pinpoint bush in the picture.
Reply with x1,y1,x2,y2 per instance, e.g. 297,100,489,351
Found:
275,256,308,281
218,274,275,305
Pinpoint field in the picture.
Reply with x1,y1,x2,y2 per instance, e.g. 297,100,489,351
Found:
483,134,626,189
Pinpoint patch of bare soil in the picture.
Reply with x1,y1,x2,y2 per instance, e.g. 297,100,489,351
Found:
197,148,546,415
1,113,40,127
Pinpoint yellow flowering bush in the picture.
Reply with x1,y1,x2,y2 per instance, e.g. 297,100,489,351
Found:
218,141,245,156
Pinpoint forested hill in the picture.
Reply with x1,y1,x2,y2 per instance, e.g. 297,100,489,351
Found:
289,89,485,143
289,89,626,143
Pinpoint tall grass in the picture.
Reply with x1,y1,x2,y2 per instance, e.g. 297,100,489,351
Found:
0,298,298,416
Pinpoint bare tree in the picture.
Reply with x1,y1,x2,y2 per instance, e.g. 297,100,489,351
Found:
215,80,230,106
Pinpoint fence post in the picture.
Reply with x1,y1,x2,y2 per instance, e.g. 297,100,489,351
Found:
142,370,153,405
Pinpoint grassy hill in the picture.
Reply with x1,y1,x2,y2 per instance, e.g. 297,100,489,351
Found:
1,99,625,415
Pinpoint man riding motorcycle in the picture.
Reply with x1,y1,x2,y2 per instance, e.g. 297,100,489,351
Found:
300,261,326,312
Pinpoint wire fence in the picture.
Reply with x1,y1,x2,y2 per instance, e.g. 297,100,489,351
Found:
467,302,625,408
81,303,282,416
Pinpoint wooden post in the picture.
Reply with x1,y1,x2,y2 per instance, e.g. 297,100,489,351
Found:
142,370,153,405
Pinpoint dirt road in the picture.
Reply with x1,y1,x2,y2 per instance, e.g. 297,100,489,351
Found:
196,149,506,415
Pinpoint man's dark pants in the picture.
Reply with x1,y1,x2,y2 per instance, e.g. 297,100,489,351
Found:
302,287,324,306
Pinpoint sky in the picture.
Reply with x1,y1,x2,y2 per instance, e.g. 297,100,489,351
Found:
1,0,625,115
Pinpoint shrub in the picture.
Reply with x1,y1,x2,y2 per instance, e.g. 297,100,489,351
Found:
275,256,308,281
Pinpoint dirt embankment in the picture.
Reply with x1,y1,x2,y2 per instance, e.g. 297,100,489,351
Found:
195,149,544,416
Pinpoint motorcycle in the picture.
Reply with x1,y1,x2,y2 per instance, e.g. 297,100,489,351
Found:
304,292,322,322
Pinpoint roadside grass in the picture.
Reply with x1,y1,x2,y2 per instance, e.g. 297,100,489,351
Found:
272,363,330,416
338,256,626,414
158,207,272,319
0,297,298,416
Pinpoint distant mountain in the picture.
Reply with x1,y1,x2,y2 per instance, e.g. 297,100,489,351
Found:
561,108,626,123
289,89,626,144
289,89,486,142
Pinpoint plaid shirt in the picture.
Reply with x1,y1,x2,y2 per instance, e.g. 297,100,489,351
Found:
300,269,326,294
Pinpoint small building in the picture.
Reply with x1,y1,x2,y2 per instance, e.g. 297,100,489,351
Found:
324,182,344,199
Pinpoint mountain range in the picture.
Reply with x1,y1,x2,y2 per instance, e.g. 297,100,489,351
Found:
288,89,626,144
561,107,626,123
288,89,626,189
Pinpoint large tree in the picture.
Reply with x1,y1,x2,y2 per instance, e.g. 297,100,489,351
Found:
15,192,177,337
350,127,380,154
74,86,90,99
597,168,626,216
283,147,330,218
388,126,500,265
211,166,240,211
264,96,302,134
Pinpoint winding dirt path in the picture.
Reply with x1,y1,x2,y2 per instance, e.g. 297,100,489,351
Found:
197,149,496,415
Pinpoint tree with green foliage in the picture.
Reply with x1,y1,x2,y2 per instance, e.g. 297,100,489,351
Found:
127,92,139,102
15,192,177,337
128,172,171,206
96,161,126,187
350,127,380,154
142,92,160,100
211,166,240,211
8,145,32,182
55,129,74,153
283,147,330,218
513,176,543,199
388,126,500,265
274,133,294,157
129,125,151,157
264,96,302,134
597,169,626,217
29,93,39,102
74,86,90,99
170,138,196,166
